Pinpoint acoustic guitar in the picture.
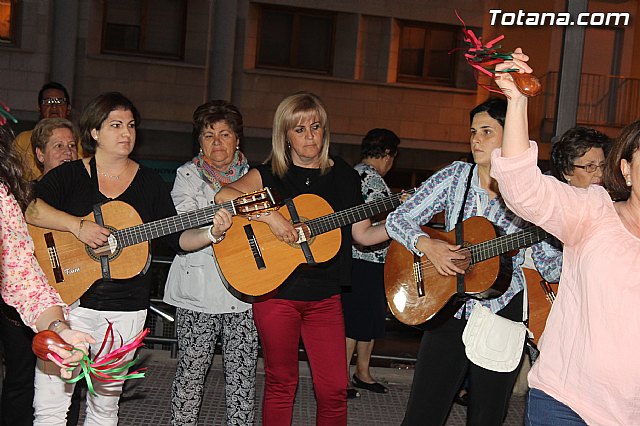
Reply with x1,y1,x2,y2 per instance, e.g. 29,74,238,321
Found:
29,188,281,304
384,216,549,326
215,189,415,298
523,268,557,345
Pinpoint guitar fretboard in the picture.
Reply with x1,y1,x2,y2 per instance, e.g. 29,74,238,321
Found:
114,200,235,248
307,189,416,236
469,226,549,264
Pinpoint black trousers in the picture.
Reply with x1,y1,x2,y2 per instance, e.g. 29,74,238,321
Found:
402,292,525,426
0,302,36,426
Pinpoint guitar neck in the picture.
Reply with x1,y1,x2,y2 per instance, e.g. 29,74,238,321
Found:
307,189,415,236
470,226,549,264
114,200,235,247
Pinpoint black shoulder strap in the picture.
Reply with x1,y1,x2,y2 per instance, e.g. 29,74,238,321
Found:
88,157,112,280
455,164,475,296
456,164,475,225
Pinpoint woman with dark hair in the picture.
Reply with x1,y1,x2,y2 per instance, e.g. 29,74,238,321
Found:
551,126,610,188
0,123,93,426
385,97,562,425
215,92,390,425
492,48,640,426
343,128,400,398
164,100,258,425
26,92,231,425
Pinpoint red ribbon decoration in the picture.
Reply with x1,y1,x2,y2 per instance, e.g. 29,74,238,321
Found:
452,10,518,95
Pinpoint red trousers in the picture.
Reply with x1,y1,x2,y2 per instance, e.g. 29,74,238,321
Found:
253,295,347,426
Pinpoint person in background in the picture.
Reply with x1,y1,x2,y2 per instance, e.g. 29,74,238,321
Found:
164,100,258,425
26,92,231,425
385,97,562,425
31,118,79,176
0,122,94,426
13,82,82,181
492,48,640,426
551,126,610,188
343,128,400,399
215,92,390,425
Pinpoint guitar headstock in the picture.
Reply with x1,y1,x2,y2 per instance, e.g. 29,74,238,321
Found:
233,187,283,216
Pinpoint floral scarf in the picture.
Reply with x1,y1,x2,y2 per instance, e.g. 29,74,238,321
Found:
193,149,249,193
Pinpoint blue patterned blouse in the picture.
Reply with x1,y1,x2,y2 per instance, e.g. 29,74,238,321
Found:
385,161,562,319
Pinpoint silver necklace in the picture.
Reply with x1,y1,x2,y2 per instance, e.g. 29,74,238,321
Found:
97,161,130,180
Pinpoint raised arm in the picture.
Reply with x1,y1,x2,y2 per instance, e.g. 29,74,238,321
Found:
494,47,533,158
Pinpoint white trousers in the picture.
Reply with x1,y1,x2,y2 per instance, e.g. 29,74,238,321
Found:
33,307,147,426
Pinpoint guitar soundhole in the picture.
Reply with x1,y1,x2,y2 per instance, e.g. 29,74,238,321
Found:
290,218,314,248
85,225,122,262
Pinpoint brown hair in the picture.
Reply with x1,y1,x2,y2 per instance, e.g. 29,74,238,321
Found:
0,125,32,211
603,120,640,201
79,92,140,155
192,100,244,146
31,118,77,171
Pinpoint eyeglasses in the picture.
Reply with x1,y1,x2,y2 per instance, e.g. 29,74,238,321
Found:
41,97,68,106
572,162,605,173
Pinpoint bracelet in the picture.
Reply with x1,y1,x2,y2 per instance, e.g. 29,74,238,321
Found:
48,319,70,332
207,225,226,244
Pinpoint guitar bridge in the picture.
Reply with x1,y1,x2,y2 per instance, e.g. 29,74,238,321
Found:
413,253,425,297
244,224,266,270
44,232,64,283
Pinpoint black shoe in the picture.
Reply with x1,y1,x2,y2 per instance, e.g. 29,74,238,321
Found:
347,388,360,399
352,374,388,394
454,392,468,406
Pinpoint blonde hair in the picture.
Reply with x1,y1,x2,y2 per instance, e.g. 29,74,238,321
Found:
267,92,331,178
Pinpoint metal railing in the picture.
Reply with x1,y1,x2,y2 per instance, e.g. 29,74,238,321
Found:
529,71,640,138
143,257,419,364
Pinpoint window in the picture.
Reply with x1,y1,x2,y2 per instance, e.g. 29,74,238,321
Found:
0,0,15,44
398,21,474,87
102,0,186,59
256,6,334,74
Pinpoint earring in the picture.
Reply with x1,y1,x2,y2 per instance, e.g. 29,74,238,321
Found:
626,176,632,186
236,145,239,150
566,178,571,184
287,141,291,149
199,148,204,155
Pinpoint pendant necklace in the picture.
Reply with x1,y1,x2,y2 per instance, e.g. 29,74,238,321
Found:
305,177,310,187
98,161,130,180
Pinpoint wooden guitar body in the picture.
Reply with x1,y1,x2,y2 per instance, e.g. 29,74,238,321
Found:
216,194,341,297
28,201,149,304
385,216,515,326
523,268,557,345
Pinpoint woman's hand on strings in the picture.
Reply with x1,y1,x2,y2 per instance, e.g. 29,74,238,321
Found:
417,236,466,276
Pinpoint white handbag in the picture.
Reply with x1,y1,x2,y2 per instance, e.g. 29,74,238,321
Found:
462,301,527,373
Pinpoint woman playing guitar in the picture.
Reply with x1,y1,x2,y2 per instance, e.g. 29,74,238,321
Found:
26,92,232,425
215,92,390,425
385,97,562,425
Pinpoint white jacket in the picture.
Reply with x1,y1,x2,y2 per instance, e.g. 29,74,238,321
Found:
163,162,250,314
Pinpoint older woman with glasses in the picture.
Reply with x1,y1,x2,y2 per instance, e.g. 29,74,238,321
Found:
551,126,610,189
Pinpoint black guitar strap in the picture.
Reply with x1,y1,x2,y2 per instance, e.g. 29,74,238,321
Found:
285,198,316,265
89,157,112,281
455,165,475,296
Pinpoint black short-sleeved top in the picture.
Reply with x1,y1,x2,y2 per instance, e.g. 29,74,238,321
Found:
256,156,364,301
35,159,181,311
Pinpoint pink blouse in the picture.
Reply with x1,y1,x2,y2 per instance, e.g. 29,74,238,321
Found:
491,143,640,425
0,183,65,331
